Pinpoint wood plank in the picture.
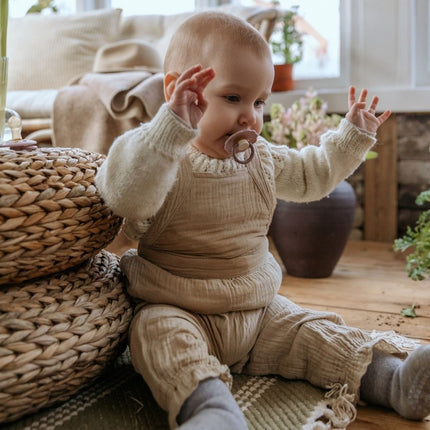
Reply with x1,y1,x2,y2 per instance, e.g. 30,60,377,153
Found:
274,239,430,430
350,406,430,429
277,241,430,339
364,114,398,241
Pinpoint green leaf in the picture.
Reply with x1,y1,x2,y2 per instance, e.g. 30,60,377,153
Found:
365,150,378,160
401,304,417,318
393,190,430,281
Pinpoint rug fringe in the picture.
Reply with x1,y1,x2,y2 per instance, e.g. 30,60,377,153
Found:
303,383,356,430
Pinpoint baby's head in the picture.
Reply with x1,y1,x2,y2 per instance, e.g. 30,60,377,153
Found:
164,11,274,160
163,11,273,97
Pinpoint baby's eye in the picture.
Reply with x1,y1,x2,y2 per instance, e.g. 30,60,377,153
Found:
224,95,240,102
255,99,266,108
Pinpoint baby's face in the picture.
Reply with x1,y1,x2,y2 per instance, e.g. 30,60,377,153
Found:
192,44,274,160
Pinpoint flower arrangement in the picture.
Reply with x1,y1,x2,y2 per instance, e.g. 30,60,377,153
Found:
261,89,342,149
262,89,378,160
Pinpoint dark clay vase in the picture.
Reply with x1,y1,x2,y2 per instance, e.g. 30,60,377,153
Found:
270,180,356,278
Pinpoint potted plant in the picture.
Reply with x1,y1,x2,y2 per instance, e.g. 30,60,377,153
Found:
263,90,366,278
394,189,430,281
270,5,303,92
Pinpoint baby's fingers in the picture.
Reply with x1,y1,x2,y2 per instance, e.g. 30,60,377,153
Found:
376,109,391,125
176,64,203,86
348,86,356,109
194,67,215,91
358,88,368,104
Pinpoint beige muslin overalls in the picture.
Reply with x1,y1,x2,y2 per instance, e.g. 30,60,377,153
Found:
121,146,404,428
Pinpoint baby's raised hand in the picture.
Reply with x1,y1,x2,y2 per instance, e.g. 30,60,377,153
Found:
345,86,391,134
169,64,215,129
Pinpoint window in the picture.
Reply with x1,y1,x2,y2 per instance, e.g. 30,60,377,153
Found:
9,0,76,16
109,0,195,16
414,0,430,86
238,0,345,89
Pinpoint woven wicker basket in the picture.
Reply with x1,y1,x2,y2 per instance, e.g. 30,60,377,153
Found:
0,250,133,423
0,147,123,285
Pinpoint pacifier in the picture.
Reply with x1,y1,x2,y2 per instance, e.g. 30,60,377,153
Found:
224,129,258,165
1,113,38,150
2,139,38,150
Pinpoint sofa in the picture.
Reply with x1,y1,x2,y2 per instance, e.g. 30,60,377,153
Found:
6,6,279,144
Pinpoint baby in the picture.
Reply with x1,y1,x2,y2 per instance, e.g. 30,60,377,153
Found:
95,11,430,429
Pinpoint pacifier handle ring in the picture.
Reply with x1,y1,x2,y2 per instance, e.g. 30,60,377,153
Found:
232,142,255,164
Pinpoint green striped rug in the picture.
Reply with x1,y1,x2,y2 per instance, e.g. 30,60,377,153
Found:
0,349,354,430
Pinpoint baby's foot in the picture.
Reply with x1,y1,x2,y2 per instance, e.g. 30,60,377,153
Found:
177,378,247,429
390,345,430,420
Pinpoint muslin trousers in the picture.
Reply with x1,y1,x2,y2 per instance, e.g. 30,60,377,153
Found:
129,293,401,428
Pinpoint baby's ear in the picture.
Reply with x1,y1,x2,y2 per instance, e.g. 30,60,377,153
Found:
164,72,179,101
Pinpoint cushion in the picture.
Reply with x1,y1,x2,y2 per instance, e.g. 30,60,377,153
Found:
118,12,193,61
7,8,122,91
7,89,57,118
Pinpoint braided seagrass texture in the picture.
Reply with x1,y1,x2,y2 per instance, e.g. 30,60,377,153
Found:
0,147,123,285
0,250,133,423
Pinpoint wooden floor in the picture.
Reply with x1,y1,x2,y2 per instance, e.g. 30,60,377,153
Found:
107,236,430,429
275,240,430,430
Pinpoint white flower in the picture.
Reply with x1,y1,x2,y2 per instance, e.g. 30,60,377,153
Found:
262,88,342,149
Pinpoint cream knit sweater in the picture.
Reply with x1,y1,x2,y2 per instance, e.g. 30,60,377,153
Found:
95,103,376,239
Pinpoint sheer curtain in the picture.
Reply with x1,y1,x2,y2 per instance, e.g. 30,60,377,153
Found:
76,0,234,12
195,0,233,8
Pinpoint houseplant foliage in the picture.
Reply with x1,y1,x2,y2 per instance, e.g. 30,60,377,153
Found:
271,5,303,65
393,189,430,281
26,0,58,14
270,5,303,92
264,90,357,278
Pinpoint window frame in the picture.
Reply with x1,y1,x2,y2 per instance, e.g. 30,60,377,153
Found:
292,0,349,91
413,0,430,86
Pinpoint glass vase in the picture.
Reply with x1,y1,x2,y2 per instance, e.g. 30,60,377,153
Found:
0,56,7,143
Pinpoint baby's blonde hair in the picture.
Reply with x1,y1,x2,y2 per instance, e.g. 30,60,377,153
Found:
164,11,272,74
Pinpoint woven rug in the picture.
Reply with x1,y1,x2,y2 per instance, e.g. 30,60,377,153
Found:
0,348,355,430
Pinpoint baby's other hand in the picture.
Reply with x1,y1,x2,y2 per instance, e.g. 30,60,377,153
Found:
345,86,391,134
169,64,215,129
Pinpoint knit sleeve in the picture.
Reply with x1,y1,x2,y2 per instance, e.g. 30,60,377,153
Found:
269,118,377,202
95,103,198,229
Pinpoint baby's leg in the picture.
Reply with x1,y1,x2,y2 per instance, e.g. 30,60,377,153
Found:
129,303,245,429
360,345,430,420
177,377,247,429
244,295,418,419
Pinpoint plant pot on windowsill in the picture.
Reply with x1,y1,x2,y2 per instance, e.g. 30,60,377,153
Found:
272,63,294,92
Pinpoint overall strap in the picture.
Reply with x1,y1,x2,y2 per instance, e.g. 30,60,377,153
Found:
139,157,193,247
246,142,277,222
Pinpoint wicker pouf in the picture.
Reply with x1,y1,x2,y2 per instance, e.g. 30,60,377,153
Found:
0,147,123,285
0,250,133,423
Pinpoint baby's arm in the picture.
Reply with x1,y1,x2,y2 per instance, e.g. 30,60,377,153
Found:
95,65,215,234
272,87,391,202
95,106,196,224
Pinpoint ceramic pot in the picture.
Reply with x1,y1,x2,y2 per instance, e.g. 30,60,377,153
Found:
272,63,294,92
270,181,356,278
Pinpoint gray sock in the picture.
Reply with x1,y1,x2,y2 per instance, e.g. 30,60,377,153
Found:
360,345,430,420
177,377,248,429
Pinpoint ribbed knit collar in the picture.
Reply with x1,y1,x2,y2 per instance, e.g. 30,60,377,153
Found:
187,144,247,175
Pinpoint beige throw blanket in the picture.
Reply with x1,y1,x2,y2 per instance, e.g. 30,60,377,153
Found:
53,72,165,154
